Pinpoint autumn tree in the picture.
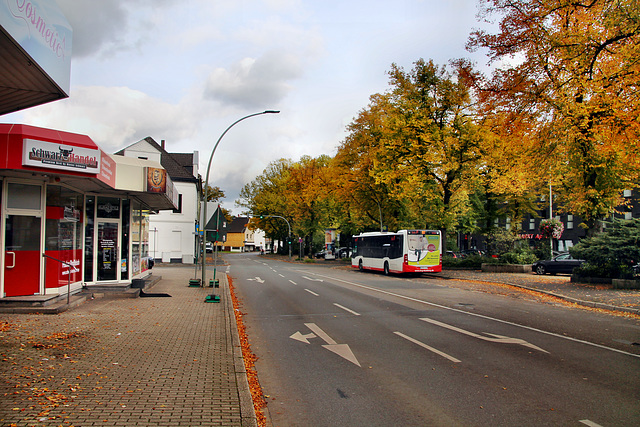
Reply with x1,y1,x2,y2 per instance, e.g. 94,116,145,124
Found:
332,94,405,234
468,0,640,234
375,59,485,247
237,158,294,253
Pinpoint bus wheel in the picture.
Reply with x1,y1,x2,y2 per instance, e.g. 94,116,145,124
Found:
383,262,389,276
358,260,363,271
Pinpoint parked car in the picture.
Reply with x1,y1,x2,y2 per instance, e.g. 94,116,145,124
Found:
532,253,584,275
459,249,485,257
336,247,351,258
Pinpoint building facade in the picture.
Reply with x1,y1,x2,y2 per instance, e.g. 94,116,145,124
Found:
117,138,200,264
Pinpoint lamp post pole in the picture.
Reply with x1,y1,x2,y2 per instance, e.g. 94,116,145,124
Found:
201,110,280,286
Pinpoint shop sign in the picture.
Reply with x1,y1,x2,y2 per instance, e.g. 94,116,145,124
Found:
146,167,167,193
0,0,73,94
98,150,116,187
23,139,100,174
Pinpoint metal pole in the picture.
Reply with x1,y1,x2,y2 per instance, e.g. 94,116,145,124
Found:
201,110,279,286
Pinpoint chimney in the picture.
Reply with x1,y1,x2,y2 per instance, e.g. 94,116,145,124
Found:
161,139,165,149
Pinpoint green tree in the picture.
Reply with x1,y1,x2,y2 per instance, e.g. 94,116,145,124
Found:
570,218,640,278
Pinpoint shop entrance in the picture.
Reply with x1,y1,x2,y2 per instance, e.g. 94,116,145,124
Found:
96,221,120,281
2,182,43,297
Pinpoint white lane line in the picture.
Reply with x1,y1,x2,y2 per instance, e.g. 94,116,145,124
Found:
289,280,297,285
394,332,461,363
294,270,640,359
579,420,603,427
305,289,319,296
279,274,285,278
333,303,361,316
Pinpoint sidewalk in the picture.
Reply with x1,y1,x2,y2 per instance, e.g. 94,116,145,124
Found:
0,265,256,427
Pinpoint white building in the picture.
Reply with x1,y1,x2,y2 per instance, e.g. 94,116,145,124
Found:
117,138,200,264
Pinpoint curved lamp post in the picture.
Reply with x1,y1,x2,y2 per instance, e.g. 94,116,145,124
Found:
201,110,280,286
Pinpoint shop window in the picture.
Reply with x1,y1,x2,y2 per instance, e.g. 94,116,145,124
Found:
45,185,83,288
131,203,150,275
8,183,41,210
121,199,130,279
84,196,95,282
97,197,120,219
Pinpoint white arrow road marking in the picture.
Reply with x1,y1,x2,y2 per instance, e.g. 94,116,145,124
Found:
333,303,360,316
247,277,265,283
302,276,324,282
290,331,317,344
421,318,548,353
305,289,319,296
289,323,361,367
394,332,461,363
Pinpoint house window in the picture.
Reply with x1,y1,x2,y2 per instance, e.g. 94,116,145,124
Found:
624,212,632,220
529,218,536,230
567,215,573,230
172,194,182,214
623,189,632,197
505,217,511,231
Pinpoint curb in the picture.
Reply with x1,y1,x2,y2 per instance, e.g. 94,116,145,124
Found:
223,273,259,427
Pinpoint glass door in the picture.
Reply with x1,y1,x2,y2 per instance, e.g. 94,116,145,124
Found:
97,221,119,281
2,182,43,297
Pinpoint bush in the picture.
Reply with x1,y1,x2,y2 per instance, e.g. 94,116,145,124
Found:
570,218,640,279
443,254,498,269
499,247,538,265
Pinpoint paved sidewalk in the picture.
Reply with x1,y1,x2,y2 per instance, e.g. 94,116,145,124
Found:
0,266,255,427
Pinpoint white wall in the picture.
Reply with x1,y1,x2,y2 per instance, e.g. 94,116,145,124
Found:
149,181,198,263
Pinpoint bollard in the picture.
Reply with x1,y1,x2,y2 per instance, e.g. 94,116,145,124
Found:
189,278,201,287
204,294,220,303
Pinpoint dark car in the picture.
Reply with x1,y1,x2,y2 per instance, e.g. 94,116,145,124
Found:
532,253,584,275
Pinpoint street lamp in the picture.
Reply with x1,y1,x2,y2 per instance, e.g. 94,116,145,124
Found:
201,110,280,286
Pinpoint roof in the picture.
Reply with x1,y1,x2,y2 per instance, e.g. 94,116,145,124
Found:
228,217,250,233
117,137,198,183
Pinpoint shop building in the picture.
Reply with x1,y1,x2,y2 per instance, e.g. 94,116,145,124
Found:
0,124,178,298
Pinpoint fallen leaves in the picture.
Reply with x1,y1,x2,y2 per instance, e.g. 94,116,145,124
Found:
228,276,268,427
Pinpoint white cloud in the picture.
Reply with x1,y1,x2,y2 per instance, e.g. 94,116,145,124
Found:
20,86,195,151
203,51,303,109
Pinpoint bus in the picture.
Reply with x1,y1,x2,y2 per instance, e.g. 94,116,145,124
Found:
351,230,442,275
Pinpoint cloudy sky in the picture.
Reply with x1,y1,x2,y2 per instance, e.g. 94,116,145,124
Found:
2,0,492,214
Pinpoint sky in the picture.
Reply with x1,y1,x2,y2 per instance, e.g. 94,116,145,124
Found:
2,0,493,215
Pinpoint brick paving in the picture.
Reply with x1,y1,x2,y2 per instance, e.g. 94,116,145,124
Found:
0,266,255,427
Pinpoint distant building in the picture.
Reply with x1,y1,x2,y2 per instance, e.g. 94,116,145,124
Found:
117,138,200,263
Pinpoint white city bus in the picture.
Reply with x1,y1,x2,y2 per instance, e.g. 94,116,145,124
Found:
351,230,442,275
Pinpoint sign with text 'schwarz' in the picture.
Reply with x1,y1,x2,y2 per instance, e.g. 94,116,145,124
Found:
23,139,100,174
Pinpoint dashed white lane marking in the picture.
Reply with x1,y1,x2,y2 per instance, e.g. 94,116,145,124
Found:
289,280,297,285
305,289,319,296
394,332,461,363
579,420,603,427
333,303,360,316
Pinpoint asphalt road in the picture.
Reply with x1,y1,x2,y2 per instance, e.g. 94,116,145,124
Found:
227,253,640,426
